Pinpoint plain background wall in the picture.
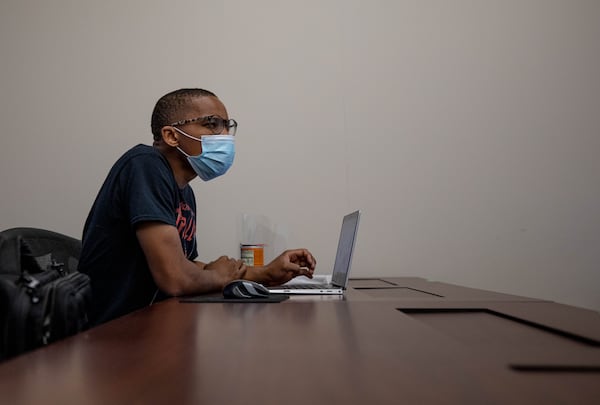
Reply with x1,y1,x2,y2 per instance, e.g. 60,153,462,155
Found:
1,0,598,311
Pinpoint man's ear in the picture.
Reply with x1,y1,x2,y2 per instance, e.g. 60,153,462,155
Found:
161,126,180,147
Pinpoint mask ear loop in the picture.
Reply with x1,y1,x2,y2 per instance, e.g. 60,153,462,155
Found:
172,126,203,157
172,126,202,142
149,289,159,306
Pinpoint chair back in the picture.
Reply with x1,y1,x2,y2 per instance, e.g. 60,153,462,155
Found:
0,227,82,275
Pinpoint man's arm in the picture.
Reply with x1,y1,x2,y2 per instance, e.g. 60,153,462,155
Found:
136,222,246,296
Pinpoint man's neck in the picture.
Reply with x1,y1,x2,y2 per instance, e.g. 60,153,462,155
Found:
155,144,196,189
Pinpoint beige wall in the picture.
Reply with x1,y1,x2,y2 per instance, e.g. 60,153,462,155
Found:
1,0,599,311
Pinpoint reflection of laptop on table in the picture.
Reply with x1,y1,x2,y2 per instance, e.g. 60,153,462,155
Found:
268,210,361,295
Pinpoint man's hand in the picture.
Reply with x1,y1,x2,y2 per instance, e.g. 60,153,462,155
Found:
204,256,247,287
259,248,317,286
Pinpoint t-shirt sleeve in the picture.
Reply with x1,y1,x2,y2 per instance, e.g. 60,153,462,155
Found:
118,154,178,227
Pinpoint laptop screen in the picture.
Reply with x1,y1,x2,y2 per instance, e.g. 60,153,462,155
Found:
331,210,361,288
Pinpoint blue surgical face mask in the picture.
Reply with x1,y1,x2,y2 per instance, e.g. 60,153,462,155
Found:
173,127,235,181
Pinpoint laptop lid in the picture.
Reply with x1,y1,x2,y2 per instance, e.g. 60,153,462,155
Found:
330,210,361,288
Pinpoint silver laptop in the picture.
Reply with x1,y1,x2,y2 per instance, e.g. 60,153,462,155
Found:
268,210,361,295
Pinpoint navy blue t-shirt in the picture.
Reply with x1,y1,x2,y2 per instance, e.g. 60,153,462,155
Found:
79,144,197,326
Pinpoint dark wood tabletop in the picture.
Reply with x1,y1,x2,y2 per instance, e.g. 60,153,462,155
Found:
0,277,599,404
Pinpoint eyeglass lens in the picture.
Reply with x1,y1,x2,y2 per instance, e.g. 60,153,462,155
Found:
203,116,237,135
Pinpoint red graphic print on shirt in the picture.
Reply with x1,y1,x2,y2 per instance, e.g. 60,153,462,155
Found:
175,201,196,257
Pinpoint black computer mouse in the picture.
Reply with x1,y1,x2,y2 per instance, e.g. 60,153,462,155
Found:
223,280,270,299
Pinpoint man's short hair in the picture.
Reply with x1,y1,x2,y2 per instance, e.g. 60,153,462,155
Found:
151,88,217,141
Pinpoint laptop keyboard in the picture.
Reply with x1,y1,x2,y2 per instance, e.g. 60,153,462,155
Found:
281,284,333,289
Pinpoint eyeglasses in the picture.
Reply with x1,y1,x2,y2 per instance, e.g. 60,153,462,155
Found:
170,115,238,136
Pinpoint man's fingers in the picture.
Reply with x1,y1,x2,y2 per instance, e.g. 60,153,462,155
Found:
230,260,246,279
297,266,314,278
289,249,317,269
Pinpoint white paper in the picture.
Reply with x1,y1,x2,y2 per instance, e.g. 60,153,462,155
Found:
283,274,331,286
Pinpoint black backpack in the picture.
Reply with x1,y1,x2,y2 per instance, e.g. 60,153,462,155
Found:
0,228,92,361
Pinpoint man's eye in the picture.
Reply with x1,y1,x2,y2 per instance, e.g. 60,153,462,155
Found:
203,117,219,129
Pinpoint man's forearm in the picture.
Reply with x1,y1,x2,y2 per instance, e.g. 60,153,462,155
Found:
243,266,274,285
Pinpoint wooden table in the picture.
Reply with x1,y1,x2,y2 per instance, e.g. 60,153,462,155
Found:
1,277,599,404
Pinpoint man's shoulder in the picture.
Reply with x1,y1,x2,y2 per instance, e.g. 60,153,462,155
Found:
119,144,162,160
113,144,169,171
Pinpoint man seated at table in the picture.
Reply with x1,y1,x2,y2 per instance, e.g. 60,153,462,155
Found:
79,88,316,326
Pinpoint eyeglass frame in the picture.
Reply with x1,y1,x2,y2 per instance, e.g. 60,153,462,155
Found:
170,115,238,136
